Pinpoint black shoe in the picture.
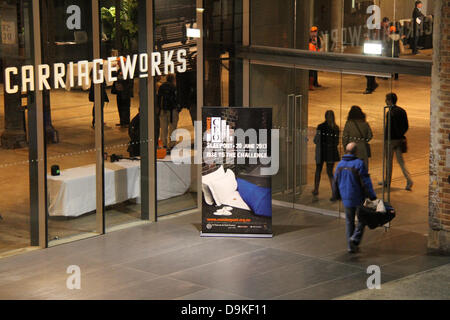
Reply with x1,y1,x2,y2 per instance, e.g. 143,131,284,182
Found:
314,83,322,88
348,239,359,253
406,181,413,191
330,197,337,202
373,83,379,92
312,190,319,196
363,89,373,95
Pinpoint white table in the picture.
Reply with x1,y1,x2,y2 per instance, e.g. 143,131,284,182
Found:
48,156,191,217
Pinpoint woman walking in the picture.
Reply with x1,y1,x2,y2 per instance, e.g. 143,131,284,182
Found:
342,106,373,170
312,110,340,201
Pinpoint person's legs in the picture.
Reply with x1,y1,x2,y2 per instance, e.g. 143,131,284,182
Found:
167,110,180,149
313,162,324,195
326,162,336,199
394,142,413,189
365,76,377,94
313,71,320,87
122,97,131,125
413,30,419,54
160,110,169,148
345,207,356,251
92,101,104,127
309,71,315,90
351,208,366,246
116,95,122,124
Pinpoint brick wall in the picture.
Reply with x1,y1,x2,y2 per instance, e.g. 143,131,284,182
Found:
429,0,450,254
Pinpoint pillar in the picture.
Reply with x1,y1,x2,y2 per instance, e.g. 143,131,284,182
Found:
428,0,450,254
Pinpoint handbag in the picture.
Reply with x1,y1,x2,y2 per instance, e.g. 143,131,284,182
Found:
357,202,396,230
353,121,371,158
401,136,408,153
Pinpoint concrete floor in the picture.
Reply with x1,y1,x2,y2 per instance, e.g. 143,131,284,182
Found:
0,206,448,300
0,70,431,256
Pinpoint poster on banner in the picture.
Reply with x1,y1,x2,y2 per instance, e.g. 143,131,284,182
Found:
201,107,273,237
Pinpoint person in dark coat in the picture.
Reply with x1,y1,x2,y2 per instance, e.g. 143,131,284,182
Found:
112,57,134,128
384,93,413,190
333,142,377,253
312,110,340,201
89,71,109,128
412,0,425,55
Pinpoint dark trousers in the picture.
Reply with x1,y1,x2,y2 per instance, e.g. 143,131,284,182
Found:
309,70,319,86
366,76,377,91
345,207,366,249
412,27,420,53
117,95,131,125
314,162,335,191
92,101,105,127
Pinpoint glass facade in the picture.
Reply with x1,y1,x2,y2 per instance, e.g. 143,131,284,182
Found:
0,0,432,256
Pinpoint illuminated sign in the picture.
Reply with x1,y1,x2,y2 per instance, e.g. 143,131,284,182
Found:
4,49,187,94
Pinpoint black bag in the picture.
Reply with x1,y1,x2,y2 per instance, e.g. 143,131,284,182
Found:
357,203,396,230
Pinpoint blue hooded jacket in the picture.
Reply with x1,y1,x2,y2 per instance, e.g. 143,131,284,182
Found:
333,154,376,208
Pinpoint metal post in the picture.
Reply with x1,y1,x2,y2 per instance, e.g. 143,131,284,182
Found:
92,0,105,234
242,0,250,107
196,0,204,213
147,0,157,222
31,0,47,248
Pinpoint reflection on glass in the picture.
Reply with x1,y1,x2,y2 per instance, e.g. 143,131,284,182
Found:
100,0,143,230
46,0,98,245
155,0,197,216
0,0,33,254
310,0,433,60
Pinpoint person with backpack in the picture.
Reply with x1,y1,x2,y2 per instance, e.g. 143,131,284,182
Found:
158,74,180,149
333,142,377,253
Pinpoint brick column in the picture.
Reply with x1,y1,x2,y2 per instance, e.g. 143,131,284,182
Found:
429,0,450,254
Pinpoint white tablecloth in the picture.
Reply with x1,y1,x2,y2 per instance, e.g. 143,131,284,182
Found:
48,156,191,217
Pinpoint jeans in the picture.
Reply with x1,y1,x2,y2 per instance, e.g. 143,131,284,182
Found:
345,207,366,249
386,139,413,186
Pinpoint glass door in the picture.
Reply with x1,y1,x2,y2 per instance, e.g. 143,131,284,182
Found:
249,63,305,206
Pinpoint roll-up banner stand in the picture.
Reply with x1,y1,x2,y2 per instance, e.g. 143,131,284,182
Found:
201,107,273,238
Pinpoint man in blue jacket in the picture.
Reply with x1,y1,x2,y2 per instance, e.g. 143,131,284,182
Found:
333,142,377,253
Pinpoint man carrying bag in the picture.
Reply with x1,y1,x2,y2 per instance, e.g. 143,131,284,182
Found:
333,142,377,253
